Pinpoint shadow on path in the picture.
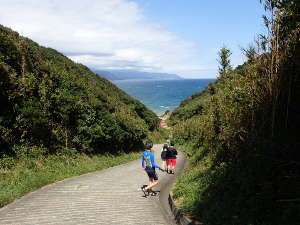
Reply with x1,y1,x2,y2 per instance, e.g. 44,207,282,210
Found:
0,144,186,225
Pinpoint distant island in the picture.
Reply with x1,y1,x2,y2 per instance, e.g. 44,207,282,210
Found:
92,69,183,80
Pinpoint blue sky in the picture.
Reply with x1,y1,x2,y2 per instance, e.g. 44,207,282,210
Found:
130,0,266,77
0,0,266,78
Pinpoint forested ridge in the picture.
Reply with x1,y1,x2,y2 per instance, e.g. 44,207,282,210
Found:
170,1,300,224
0,24,159,157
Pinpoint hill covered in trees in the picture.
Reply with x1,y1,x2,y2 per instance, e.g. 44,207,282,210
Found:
170,1,299,224
0,24,159,157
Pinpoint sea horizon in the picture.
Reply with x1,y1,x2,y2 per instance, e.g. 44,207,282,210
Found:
113,78,215,115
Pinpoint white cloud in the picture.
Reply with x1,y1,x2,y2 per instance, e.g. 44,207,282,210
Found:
0,0,213,78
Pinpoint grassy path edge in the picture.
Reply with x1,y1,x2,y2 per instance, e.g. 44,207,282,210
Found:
0,152,141,208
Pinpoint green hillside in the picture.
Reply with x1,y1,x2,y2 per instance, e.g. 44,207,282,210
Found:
0,24,159,157
170,1,300,224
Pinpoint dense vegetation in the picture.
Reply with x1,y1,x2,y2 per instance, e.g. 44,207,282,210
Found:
171,1,299,224
0,24,159,158
147,127,171,144
0,24,160,207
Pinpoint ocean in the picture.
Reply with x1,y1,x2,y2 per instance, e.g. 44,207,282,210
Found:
113,79,215,115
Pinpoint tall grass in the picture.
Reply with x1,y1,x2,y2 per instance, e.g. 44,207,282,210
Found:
169,1,300,222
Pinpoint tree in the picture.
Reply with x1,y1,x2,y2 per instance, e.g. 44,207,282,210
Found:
218,46,232,76
242,44,257,63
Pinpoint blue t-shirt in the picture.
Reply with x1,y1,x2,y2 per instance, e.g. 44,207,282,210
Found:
142,150,160,169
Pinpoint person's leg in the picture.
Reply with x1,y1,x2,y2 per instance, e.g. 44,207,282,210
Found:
147,178,154,191
168,159,171,173
145,179,159,190
165,160,168,173
145,170,159,190
172,158,177,173
142,169,152,191
162,160,166,171
142,172,152,195
167,159,171,173
170,159,175,173
149,177,153,185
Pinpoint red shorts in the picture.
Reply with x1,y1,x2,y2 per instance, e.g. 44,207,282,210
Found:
167,158,176,166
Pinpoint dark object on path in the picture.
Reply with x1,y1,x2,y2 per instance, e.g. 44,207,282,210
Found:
141,185,149,197
141,185,160,197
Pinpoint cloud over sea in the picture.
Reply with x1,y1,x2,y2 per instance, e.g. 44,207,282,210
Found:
0,0,206,77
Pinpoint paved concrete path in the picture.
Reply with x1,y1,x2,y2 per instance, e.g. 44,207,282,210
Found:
0,145,186,225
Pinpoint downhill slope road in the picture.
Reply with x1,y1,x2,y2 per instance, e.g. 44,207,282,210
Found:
0,144,186,225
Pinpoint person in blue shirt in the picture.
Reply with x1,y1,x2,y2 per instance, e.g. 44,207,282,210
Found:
141,141,164,195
